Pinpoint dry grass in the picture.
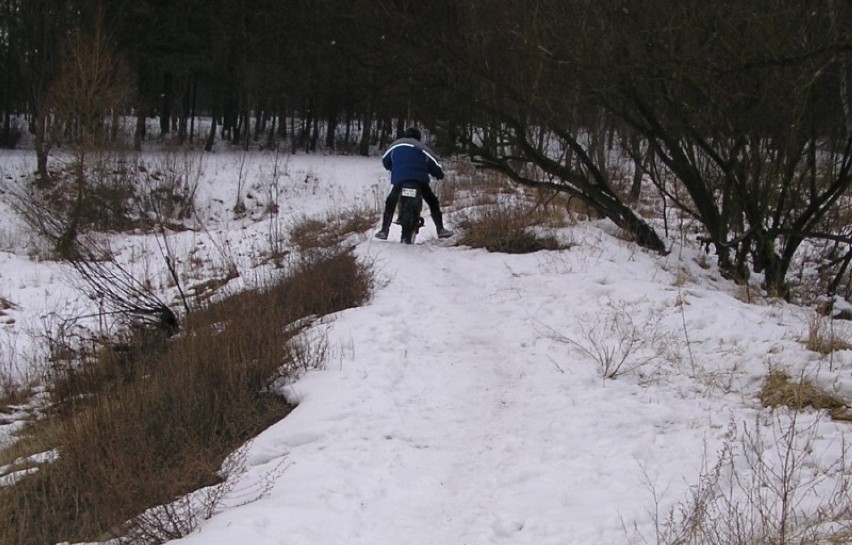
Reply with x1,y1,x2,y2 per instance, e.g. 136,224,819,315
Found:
455,202,568,254
547,299,672,381
0,250,373,545
0,377,30,412
640,415,852,545
671,266,695,288
803,314,852,355
0,339,38,423
438,163,515,211
759,370,851,421
289,206,379,251
442,165,586,254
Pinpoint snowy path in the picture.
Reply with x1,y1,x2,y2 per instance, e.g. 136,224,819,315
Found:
172,230,786,545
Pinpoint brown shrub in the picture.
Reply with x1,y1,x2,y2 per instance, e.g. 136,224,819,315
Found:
456,202,568,254
0,250,373,545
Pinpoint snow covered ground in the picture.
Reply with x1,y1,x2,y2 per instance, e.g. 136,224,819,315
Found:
1,149,850,544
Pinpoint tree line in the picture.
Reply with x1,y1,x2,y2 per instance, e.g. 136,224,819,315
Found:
2,0,852,299
0,0,420,156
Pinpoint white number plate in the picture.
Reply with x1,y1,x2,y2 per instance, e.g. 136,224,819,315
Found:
401,187,418,198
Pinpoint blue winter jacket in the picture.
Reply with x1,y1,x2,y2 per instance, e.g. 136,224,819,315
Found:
381,137,445,186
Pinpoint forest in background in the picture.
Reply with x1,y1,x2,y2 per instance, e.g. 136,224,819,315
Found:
0,0,413,155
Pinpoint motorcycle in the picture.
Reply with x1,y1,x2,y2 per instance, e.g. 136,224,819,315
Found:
398,181,425,244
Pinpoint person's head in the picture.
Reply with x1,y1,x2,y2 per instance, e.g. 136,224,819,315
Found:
403,127,422,141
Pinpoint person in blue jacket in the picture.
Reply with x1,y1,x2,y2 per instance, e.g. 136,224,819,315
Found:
375,127,453,240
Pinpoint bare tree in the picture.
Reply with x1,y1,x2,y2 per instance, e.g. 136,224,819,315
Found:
47,15,133,150
600,1,852,296
44,14,134,255
381,0,852,297
6,0,70,178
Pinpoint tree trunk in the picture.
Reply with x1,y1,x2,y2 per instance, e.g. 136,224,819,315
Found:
344,107,352,151
309,114,319,152
379,116,392,149
325,103,338,150
205,110,218,152
134,109,146,151
254,108,264,143
177,75,190,144
628,131,644,201
33,112,49,180
266,113,277,149
242,109,250,150
189,77,197,143
277,107,287,140
290,109,297,154
359,109,372,156
159,72,172,136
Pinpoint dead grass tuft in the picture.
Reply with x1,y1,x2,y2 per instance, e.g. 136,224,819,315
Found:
290,206,379,251
759,370,850,420
438,164,515,212
803,314,852,355
455,202,568,254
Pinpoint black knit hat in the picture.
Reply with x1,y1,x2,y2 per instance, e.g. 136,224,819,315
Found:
403,127,422,141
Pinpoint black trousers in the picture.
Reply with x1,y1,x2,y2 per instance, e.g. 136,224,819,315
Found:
381,181,444,232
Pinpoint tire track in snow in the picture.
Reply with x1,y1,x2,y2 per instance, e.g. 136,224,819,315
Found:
317,244,627,544
175,240,722,545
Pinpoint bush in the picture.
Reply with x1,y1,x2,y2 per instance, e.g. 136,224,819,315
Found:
8,151,204,263
456,201,567,254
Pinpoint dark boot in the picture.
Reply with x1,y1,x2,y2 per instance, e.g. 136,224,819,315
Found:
375,200,396,239
432,213,454,239
382,206,395,232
